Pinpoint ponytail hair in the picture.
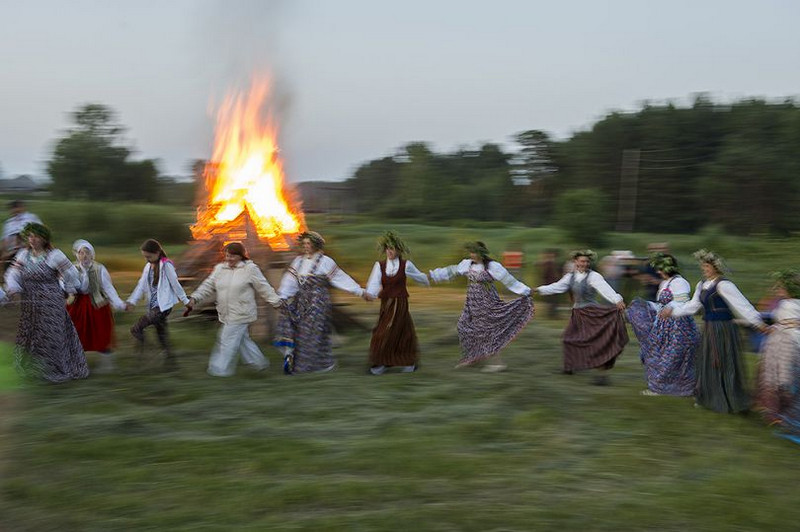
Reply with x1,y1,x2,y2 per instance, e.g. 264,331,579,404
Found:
141,238,167,259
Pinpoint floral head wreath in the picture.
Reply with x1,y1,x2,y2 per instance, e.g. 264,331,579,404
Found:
570,249,597,264
650,252,680,276
465,241,491,260
377,231,409,256
771,269,800,299
693,249,728,274
297,231,325,251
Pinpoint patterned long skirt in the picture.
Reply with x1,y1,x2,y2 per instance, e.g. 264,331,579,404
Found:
14,262,88,383
276,277,335,373
456,282,534,365
756,326,800,421
67,294,116,352
627,299,699,395
369,297,419,367
695,320,749,413
563,306,629,372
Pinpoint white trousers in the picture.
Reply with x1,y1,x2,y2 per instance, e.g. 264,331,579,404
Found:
207,323,268,377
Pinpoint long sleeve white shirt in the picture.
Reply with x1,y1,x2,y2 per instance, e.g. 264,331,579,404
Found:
670,278,764,326
191,260,281,324
126,259,190,312
76,262,126,311
658,276,692,309
5,248,80,294
278,253,364,299
365,258,430,298
536,270,623,304
429,259,531,296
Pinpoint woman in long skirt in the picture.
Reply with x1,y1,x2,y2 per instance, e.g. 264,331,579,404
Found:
276,231,366,374
429,241,533,372
4,223,87,383
755,270,800,423
67,239,126,374
626,253,699,396
365,231,429,375
535,249,627,385
662,249,767,413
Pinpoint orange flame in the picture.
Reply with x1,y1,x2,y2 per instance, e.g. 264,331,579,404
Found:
192,79,305,250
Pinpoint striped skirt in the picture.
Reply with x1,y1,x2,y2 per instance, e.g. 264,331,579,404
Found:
696,320,750,413
563,306,629,372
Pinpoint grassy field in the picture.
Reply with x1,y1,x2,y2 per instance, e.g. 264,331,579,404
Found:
1,215,800,530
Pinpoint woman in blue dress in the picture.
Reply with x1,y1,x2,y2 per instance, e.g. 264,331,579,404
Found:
627,254,699,396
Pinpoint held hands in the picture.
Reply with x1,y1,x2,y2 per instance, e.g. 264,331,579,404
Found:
183,298,195,317
658,307,673,319
124,302,135,312
616,301,626,311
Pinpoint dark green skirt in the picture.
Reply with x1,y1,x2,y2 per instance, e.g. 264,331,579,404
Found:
696,320,750,413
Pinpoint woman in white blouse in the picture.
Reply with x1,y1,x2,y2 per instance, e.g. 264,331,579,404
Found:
67,239,126,374
4,223,88,382
430,241,533,372
276,231,366,374
626,254,699,396
365,231,429,375
535,250,627,385
660,249,767,413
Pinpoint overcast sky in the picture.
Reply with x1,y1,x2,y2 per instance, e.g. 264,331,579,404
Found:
1,0,799,183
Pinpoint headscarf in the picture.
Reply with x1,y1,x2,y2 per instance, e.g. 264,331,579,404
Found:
72,238,106,307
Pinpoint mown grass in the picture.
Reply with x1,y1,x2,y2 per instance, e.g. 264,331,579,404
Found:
1,213,800,530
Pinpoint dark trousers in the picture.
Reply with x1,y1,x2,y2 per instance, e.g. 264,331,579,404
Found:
130,308,173,354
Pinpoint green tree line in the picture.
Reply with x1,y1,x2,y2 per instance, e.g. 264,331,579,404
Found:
347,95,800,237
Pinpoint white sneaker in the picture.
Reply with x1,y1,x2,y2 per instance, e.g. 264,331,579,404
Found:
370,365,386,375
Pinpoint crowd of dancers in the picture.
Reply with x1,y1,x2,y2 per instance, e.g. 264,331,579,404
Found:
2,218,800,441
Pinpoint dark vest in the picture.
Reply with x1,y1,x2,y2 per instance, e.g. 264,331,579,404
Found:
569,270,599,308
380,259,408,299
700,278,733,321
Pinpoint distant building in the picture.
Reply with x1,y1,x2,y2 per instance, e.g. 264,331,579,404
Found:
294,181,357,214
0,175,45,194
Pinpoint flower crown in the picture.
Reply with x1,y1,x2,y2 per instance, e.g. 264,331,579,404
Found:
650,252,680,276
377,230,409,256
570,249,597,263
771,269,800,299
693,248,727,274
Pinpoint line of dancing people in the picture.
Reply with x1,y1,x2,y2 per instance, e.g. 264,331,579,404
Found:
3,222,800,435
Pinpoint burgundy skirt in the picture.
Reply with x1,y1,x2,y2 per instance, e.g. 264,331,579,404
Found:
563,306,628,371
369,296,419,367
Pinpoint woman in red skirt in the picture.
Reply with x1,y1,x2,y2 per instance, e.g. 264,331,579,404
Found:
67,239,126,374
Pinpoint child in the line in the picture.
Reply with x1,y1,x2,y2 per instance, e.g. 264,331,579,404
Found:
125,239,189,370
67,239,126,374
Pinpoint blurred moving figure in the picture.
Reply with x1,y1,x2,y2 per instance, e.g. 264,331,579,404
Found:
365,231,429,375
756,270,800,424
186,242,282,377
430,241,533,373
626,253,699,396
4,223,87,383
67,239,126,374
535,249,627,385
661,249,767,413
276,231,366,374
125,239,190,371
1,199,41,273
536,249,561,319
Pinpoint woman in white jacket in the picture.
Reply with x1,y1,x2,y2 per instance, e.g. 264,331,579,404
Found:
125,239,189,370
185,242,282,377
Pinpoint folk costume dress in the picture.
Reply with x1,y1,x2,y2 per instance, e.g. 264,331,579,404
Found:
626,276,700,395
756,298,800,421
429,259,533,366
190,260,282,377
537,270,628,372
276,252,365,373
365,258,429,372
671,278,764,413
5,248,88,382
67,240,126,352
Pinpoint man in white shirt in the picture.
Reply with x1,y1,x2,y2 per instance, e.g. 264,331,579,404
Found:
1,199,42,270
